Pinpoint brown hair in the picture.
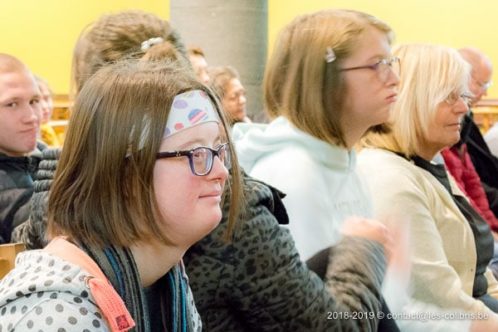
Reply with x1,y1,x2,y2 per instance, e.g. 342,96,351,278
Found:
264,9,393,147
48,60,243,247
208,65,240,100
71,10,188,95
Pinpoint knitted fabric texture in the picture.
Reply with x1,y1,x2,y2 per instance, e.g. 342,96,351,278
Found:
12,147,60,248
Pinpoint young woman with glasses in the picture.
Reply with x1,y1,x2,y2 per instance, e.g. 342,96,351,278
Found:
234,7,401,329
0,60,241,331
11,10,393,332
234,8,397,277
233,9,498,332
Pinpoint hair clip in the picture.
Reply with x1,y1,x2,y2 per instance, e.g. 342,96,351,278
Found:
324,47,336,63
141,37,164,52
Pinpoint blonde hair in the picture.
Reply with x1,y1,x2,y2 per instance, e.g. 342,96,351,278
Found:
48,60,242,247
362,44,471,157
264,9,393,147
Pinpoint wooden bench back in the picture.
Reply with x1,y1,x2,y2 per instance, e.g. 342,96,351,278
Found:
0,243,26,279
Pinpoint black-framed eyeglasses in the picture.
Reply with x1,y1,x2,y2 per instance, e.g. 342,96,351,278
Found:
339,56,400,83
156,143,231,176
445,93,473,106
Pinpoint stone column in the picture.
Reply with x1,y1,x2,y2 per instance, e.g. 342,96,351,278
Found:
170,0,268,120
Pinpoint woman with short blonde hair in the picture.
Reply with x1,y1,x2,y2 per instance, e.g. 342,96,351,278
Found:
360,43,498,317
363,44,471,157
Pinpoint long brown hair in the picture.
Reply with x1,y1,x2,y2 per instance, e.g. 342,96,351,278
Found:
264,9,393,147
48,60,243,247
71,10,187,95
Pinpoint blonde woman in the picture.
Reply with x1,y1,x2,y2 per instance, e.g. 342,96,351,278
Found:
360,44,498,321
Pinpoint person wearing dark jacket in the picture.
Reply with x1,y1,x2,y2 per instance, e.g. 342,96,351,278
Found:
185,173,388,331
19,153,392,332
14,10,394,332
11,147,58,248
0,53,44,243
455,48,498,217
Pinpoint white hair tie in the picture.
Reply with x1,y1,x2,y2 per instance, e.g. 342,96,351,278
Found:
325,47,337,63
141,37,164,52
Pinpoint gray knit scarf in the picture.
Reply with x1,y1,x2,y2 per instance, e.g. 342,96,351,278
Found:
80,243,193,332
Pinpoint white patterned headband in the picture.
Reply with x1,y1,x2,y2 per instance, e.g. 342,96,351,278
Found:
164,90,220,138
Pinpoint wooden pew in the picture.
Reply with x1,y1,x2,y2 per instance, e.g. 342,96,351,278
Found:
474,98,498,133
0,243,25,279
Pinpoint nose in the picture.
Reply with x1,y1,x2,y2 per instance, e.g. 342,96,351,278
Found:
239,94,246,106
386,68,400,87
208,153,229,181
455,99,469,114
22,102,41,125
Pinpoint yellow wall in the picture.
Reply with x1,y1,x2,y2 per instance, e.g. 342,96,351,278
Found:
269,0,498,98
0,0,168,94
2,1,498,97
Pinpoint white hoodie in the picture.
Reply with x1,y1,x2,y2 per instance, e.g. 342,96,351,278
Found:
233,116,372,260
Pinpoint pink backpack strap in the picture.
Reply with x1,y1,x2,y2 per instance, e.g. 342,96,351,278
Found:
44,237,136,332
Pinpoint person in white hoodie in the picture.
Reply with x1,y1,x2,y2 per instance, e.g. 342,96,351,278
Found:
233,9,498,332
234,9,398,262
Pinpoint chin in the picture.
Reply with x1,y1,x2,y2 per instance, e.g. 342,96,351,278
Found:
204,208,223,228
24,140,38,152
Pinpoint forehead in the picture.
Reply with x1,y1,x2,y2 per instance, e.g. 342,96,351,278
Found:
345,26,391,63
227,78,243,92
0,69,39,98
189,54,207,68
37,81,51,96
474,62,493,82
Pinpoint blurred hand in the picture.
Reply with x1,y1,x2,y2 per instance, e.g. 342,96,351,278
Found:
470,313,498,331
341,216,393,259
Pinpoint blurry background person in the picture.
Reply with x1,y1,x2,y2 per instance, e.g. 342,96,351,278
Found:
0,53,43,244
453,48,498,217
485,121,498,157
209,65,251,125
187,46,210,84
440,48,498,278
35,76,60,147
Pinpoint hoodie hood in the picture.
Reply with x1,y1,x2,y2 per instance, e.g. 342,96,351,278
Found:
233,116,356,173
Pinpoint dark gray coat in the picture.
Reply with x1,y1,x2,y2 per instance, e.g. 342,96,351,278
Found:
17,150,388,331
0,143,45,243
184,175,387,331
11,147,58,248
